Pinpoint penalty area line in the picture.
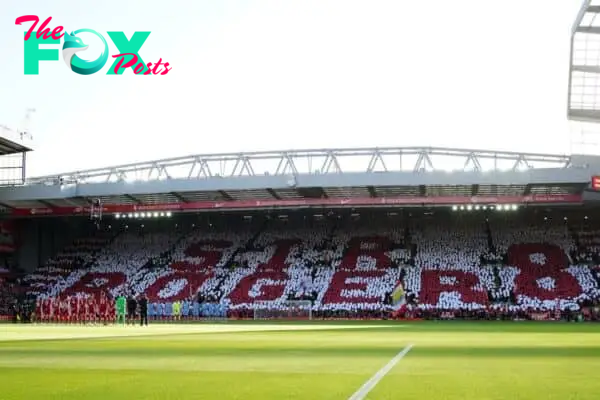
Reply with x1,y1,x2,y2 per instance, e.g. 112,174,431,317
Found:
348,343,414,400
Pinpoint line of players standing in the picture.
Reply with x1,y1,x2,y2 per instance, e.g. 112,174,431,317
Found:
35,292,148,325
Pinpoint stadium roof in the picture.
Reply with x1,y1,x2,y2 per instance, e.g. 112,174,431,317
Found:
569,0,600,121
0,146,598,217
26,146,579,184
0,136,31,156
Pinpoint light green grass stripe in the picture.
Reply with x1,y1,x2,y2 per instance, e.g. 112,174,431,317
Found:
0,323,398,342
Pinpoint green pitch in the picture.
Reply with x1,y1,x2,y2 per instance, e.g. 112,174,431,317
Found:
1,321,599,399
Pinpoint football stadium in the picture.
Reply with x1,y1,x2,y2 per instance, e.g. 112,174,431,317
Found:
2,1,600,400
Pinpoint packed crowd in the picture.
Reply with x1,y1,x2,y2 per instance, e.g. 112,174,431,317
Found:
23,235,111,297
12,215,600,321
0,277,15,316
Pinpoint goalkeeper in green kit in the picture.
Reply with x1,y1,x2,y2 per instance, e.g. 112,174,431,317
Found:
116,295,126,325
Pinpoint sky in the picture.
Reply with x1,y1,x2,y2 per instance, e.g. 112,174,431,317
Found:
0,0,586,177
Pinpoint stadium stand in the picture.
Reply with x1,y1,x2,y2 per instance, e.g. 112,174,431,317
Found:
11,209,599,322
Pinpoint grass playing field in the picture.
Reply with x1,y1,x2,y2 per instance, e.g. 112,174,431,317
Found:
1,321,599,399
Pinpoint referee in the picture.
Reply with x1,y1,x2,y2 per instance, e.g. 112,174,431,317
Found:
139,294,148,326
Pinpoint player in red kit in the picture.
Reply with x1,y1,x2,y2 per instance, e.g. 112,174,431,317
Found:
56,298,62,323
90,296,98,324
44,298,51,323
42,298,50,323
99,292,110,324
62,297,68,323
51,297,59,323
58,298,66,323
54,298,60,323
83,298,92,324
69,296,78,324
77,296,85,324
63,298,70,323
107,294,116,323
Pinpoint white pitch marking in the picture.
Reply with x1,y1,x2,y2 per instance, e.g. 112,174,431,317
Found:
348,343,414,400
